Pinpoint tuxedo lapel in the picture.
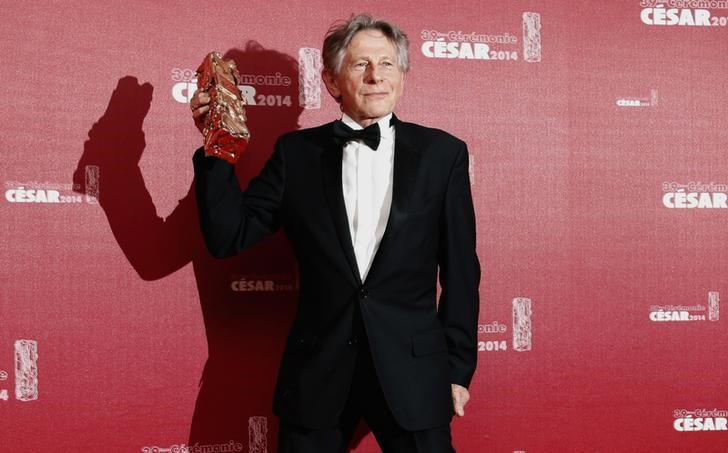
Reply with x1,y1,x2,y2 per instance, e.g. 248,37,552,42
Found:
321,128,362,286
366,122,422,283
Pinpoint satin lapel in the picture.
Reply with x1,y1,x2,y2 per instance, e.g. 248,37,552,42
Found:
366,126,421,283
321,136,362,286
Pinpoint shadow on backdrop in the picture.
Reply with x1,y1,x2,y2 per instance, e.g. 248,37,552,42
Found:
74,41,370,452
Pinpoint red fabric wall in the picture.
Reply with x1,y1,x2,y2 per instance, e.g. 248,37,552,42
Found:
2,1,727,451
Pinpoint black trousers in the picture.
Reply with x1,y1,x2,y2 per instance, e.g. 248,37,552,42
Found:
278,337,455,453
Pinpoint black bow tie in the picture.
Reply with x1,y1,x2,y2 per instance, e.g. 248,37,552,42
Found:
332,120,382,150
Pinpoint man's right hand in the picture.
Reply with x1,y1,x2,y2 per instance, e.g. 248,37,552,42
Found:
190,89,210,134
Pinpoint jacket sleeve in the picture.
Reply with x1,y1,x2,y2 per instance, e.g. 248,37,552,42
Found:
192,143,285,258
436,142,481,388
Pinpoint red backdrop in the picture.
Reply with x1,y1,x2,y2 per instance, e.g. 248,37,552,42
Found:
2,1,728,451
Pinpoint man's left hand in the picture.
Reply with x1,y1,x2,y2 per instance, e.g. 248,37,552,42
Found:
451,383,470,417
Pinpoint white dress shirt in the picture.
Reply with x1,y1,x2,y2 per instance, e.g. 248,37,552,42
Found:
340,113,395,281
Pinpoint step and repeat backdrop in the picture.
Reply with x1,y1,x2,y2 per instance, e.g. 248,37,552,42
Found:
2,1,727,451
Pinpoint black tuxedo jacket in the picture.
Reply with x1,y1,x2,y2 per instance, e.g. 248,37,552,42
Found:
193,116,480,431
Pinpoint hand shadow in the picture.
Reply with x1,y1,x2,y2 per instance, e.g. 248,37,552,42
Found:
75,41,370,452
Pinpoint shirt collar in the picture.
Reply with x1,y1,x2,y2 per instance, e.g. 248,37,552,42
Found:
341,113,394,141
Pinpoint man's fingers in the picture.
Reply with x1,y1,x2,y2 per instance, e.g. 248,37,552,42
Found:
192,105,209,119
190,90,210,109
451,384,470,417
191,90,211,134
454,403,465,417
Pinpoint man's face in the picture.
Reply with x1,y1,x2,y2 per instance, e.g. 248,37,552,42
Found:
323,29,405,127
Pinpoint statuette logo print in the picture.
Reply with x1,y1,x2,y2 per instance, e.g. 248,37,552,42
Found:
0,339,39,402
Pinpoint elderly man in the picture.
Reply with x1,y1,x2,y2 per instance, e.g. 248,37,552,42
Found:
190,13,480,453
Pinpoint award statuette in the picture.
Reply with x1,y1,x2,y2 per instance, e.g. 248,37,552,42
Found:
195,52,250,164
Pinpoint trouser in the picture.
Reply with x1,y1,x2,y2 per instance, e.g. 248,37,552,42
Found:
278,335,455,453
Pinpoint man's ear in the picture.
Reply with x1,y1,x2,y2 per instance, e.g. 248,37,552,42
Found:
322,69,341,101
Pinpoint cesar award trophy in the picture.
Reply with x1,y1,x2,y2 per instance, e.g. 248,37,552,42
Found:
195,52,250,164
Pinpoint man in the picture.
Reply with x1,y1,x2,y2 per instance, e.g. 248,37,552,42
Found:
190,13,480,452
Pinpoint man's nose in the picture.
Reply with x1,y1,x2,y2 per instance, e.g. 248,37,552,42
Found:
365,64,383,83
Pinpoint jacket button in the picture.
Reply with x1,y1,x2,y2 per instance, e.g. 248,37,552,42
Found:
359,289,368,299
347,338,358,346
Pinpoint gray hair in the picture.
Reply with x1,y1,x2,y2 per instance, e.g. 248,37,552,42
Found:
322,13,410,75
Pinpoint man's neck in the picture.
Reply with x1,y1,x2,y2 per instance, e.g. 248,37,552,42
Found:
342,112,392,130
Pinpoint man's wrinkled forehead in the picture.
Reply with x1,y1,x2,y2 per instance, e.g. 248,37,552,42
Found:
343,30,399,61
